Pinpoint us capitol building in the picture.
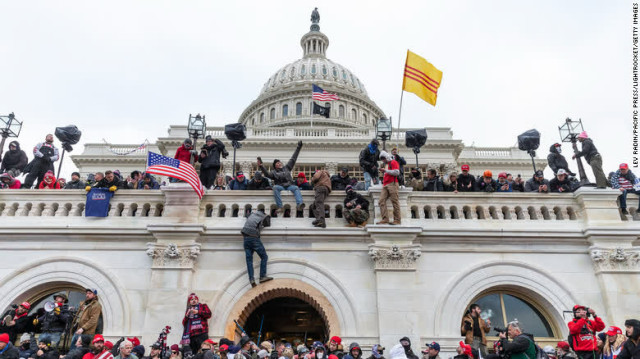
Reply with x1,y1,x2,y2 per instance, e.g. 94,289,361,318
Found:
1,9,638,355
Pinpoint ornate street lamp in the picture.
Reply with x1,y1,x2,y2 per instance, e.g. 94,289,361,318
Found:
376,117,392,151
558,117,591,186
187,113,206,164
0,113,22,159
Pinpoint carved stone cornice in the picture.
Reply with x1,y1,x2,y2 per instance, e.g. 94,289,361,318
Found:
589,246,640,273
368,244,421,271
146,242,201,269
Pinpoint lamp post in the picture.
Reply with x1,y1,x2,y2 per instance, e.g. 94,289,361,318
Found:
0,113,23,160
187,113,206,165
558,117,591,186
376,117,392,151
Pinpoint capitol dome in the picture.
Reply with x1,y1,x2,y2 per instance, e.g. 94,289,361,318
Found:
238,12,386,129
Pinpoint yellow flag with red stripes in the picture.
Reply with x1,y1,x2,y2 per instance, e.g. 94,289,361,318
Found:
402,50,443,106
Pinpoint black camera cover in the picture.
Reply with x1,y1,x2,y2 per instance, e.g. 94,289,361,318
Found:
405,128,427,148
517,129,540,151
224,123,246,141
55,125,82,144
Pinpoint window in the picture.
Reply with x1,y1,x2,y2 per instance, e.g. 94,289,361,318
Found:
363,113,368,124
339,105,345,117
252,117,256,126
322,66,327,75
342,71,347,80
260,112,265,123
270,108,275,120
332,67,338,78
351,109,357,120
282,104,288,117
469,292,555,338
301,65,306,75
296,102,302,116
311,64,317,74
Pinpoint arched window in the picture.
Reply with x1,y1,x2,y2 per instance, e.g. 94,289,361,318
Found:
363,113,368,124
332,67,338,78
270,108,276,120
252,117,256,126
296,102,302,116
468,292,555,338
342,71,347,81
339,105,345,118
260,112,265,123
322,66,327,75
282,104,289,117
301,65,306,75
351,109,357,120
311,64,317,74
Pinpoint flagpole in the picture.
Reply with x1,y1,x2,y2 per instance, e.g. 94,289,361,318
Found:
396,90,405,147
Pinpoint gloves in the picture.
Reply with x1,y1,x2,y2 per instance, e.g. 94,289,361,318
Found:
54,307,60,315
109,185,117,192
464,321,472,331
32,318,39,326
85,186,92,191
222,150,229,159
297,140,303,148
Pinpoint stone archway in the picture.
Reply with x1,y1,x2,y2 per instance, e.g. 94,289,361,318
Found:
223,279,340,341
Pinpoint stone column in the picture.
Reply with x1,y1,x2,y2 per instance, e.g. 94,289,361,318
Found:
367,226,423,351
368,187,413,221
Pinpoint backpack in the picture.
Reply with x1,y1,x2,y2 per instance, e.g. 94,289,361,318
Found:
523,336,550,359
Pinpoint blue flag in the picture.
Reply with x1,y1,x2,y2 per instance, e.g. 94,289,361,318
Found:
85,188,114,217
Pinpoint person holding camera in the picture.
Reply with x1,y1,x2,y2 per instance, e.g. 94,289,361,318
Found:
241,209,273,287
568,305,605,359
550,169,576,193
525,171,550,193
496,322,536,359
198,135,229,190
461,304,491,357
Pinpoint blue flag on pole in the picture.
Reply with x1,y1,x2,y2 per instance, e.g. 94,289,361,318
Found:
85,188,114,217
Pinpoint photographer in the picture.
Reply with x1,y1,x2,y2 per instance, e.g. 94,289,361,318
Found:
198,135,229,190
409,168,423,191
567,305,605,359
496,322,535,359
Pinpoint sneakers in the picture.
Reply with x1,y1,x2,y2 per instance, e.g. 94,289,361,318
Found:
345,222,357,227
297,203,306,211
250,280,257,288
376,219,390,225
622,208,629,215
259,276,273,283
275,208,284,216
312,219,320,225
314,221,326,228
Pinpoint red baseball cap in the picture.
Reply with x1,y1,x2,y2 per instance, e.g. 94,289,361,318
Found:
20,302,31,310
105,341,114,350
498,172,507,179
557,342,570,351
93,335,105,344
330,336,342,345
0,333,9,343
606,326,622,336
203,339,217,345
220,345,229,352
620,163,629,169
461,165,470,171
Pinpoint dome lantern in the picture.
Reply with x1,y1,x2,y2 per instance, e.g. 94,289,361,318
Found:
301,8,329,58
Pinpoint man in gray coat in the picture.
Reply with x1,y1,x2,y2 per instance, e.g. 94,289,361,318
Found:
241,210,273,287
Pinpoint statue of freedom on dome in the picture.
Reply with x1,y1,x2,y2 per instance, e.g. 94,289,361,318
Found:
311,7,320,24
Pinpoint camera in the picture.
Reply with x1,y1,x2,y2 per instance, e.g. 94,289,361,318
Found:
494,327,507,335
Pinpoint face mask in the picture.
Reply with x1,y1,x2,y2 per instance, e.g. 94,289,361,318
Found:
557,147,562,154
317,354,324,359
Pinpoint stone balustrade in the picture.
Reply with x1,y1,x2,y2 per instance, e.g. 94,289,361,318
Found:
0,186,634,226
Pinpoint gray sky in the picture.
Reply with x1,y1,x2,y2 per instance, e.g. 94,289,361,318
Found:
0,1,630,179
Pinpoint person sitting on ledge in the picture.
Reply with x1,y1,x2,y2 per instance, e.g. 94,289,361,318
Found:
344,185,369,227
296,172,313,190
257,141,305,216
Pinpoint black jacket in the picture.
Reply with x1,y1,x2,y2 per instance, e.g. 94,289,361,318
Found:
331,174,351,191
422,176,444,192
0,141,28,173
344,192,370,212
476,178,498,192
547,145,571,174
399,337,419,359
0,343,19,359
618,338,640,359
525,177,550,192
95,177,127,189
198,139,228,169
445,180,462,192
39,306,71,333
247,178,271,190
259,145,302,187
64,179,86,190
457,173,476,192
359,146,380,173
575,138,599,164
549,177,573,193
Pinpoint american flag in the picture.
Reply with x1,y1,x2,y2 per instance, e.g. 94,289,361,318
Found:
312,84,339,101
146,152,204,199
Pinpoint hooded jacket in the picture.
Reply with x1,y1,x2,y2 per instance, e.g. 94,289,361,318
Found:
175,143,196,163
568,316,606,352
0,141,28,173
399,338,418,359
0,342,20,359
547,145,571,174
0,173,21,189
343,343,362,359
198,139,228,169
618,319,640,359
344,190,369,212
259,144,302,187
65,178,87,190
296,173,313,190
476,177,498,192
241,211,271,238
38,172,61,189
137,174,160,190
359,145,380,174
330,173,351,191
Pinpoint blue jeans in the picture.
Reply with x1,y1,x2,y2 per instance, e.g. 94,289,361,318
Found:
363,172,375,190
619,188,640,209
273,185,303,208
40,332,62,347
70,333,81,349
244,236,268,281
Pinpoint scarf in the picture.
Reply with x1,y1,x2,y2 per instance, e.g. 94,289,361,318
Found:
181,304,202,345
368,144,377,154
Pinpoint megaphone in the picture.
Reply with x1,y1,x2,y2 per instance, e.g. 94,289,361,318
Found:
44,301,56,312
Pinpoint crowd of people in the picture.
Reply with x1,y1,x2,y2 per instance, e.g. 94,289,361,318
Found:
0,131,637,216
1,294,639,359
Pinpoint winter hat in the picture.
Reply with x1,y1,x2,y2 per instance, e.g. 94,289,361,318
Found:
379,151,391,161
345,185,354,193
556,342,570,351
542,346,555,356
606,326,623,336
597,333,606,342
44,171,55,179
170,345,180,352
128,337,141,347
92,335,105,344
557,169,568,176
20,301,31,310
205,135,213,141
187,293,199,303
483,170,492,178
577,131,589,139
461,164,470,171
133,345,145,358
388,344,408,359
20,333,31,343
105,341,114,350
0,333,10,343
258,350,269,358
254,171,263,180
297,172,306,179
620,163,629,169
399,337,411,346
458,341,473,358
329,336,342,345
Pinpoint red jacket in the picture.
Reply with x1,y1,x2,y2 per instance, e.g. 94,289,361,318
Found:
182,303,212,337
382,160,399,186
568,316,606,351
175,144,195,163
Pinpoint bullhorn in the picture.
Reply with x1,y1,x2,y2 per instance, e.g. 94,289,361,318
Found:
44,301,56,312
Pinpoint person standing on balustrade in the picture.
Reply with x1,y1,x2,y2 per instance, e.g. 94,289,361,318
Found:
376,151,401,225
181,293,212,355
198,135,228,190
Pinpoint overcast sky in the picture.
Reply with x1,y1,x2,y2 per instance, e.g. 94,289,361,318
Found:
0,1,631,179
